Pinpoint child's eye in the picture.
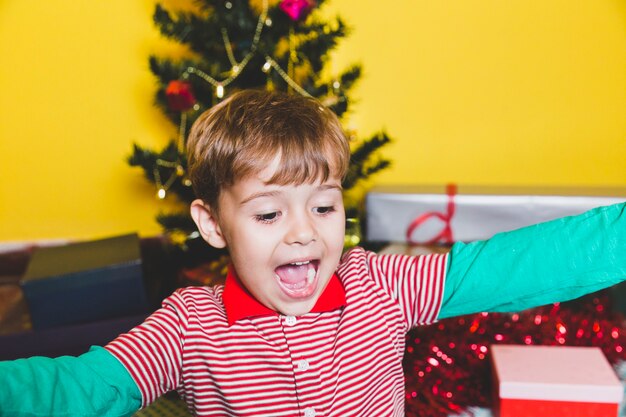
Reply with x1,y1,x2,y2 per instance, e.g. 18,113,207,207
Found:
314,206,336,215
254,212,280,223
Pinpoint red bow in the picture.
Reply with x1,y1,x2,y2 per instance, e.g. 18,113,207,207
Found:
406,184,457,245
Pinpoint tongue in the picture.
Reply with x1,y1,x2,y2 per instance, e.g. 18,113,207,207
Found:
275,263,313,284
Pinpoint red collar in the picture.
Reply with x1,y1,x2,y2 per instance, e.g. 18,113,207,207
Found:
222,266,346,326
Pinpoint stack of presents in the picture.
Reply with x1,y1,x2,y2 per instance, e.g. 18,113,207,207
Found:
0,186,624,416
366,185,626,416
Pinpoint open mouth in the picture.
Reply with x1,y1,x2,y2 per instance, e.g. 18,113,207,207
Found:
274,259,320,298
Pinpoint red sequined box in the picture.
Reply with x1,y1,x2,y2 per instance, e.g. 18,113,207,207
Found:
491,345,623,417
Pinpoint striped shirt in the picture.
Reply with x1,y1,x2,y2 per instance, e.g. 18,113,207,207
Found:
105,247,448,416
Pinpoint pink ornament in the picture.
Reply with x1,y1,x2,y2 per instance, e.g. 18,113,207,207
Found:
279,0,316,22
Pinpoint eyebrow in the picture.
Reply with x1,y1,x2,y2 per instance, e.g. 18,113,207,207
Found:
239,190,281,206
317,183,343,192
239,184,343,206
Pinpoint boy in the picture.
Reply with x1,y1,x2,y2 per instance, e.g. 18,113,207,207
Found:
1,90,625,417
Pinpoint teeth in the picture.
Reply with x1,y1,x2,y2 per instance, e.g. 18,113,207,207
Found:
291,261,311,266
307,267,315,284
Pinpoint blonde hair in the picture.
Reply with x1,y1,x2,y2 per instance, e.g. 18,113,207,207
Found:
187,90,350,210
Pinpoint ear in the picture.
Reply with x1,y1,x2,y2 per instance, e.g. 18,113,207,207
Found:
190,199,227,249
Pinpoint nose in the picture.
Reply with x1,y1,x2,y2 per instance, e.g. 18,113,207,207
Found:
285,212,317,245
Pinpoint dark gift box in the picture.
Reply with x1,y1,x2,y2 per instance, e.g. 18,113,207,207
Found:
21,234,148,330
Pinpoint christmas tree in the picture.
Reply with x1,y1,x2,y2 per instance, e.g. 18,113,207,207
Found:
129,0,391,246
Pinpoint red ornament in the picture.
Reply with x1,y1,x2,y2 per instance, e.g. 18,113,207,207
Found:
279,0,316,22
165,80,196,112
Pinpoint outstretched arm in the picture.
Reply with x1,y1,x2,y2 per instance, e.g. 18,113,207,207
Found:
0,346,141,417
440,202,626,318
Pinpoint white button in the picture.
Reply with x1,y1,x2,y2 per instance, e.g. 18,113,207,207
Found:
284,315,297,326
303,407,316,417
297,359,309,371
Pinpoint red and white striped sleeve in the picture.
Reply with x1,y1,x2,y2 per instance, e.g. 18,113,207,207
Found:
105,289,191,407
365,249,448,329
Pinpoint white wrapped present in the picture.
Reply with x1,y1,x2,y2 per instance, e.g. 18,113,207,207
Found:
366,185,626,243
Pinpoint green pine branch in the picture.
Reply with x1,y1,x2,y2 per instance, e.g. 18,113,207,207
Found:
298,18,349,73
156,212,196,232
129,141,196,203
343,132,392,190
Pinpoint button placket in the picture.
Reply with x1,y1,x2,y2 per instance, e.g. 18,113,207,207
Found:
282,314,322,416
280,314,308,410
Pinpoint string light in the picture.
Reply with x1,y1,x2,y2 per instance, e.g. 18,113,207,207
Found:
154,165,176,199
153,109,189,198
154,158,183,199
287,26,297,89
221,28,240,69
184,0,269,99
263,55,312,97
177,113,186,153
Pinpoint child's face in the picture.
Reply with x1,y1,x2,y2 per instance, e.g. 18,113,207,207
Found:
191,159,346,316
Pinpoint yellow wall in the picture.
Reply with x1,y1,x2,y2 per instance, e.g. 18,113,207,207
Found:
1,0,625,241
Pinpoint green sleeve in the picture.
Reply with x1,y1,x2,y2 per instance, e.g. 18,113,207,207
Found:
0,346,142,417
439,202,626,319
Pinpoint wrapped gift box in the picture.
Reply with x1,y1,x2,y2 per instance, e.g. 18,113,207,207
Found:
491,345,624,417
21,233,148,330
366,185,626,243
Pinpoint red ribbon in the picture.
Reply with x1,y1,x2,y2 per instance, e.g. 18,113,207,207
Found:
406,184,457,245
